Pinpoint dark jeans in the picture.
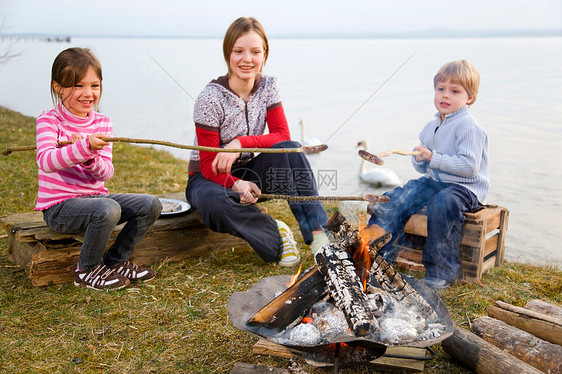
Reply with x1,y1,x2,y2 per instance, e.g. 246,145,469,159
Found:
368,177,480,282
186,141,328,262
43,193,162,270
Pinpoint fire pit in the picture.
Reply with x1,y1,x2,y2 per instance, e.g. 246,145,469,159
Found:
227,212,454,369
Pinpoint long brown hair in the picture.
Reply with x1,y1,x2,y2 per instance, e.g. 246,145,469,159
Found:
50,47,103,109
223,17,269,76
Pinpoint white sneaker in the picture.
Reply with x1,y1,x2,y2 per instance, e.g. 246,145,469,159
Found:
275,220,301,267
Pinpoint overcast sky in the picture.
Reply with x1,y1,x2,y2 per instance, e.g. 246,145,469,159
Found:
2,0,561,38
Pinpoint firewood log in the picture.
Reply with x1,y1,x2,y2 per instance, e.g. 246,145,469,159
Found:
315,243,379,336
246,267,328,329
525,300,562,321
488,301,562,345
472,316,562,374
442,326,544,374
327,212,437,321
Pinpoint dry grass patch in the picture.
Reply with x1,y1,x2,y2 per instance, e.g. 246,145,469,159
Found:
1,107,560,373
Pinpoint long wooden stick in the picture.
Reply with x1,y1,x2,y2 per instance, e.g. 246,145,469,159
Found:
358,149,421,165
2,137,328,156
258,193,390,203
377,149,422,158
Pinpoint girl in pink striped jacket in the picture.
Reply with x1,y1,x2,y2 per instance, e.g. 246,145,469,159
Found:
35,47,162,290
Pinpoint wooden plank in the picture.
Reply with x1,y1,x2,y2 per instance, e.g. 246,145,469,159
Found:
404,207,507,245
474,219,487,280
403,214,428,237
252,339,426,372
484,235,499,257
252,339,301,359
369,347,426,373
495,208,509,265
395,245,487,282
404,218,486,248
481,256,498,274
0,211,45,230
230,363,288,374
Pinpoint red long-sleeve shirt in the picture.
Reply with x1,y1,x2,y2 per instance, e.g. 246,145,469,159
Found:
189,74,291,188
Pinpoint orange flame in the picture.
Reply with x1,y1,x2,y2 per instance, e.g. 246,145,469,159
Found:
301,316,313,324
353,222,372,291
286,263,302,287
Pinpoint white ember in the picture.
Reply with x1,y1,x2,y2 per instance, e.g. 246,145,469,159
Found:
311,301,350,340
287,323,322,345
379,318,418,344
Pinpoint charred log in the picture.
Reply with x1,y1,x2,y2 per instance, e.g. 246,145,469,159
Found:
326,212,391,257
315,243,379,336
327,214,437,321
246,267,328,329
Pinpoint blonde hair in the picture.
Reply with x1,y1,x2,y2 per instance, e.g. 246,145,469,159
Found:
434,60,480,105
223,17,269,76
50,47,103,109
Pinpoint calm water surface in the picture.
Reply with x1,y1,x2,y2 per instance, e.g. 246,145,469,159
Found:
1,36,561,266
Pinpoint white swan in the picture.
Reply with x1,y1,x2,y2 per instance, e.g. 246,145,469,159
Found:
357,140,401,187
299,119,322,146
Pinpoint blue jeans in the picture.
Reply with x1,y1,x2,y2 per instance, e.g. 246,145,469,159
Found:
368,177,480,283
42,194,162,270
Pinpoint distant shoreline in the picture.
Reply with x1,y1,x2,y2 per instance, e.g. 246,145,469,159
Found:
2,28,562,40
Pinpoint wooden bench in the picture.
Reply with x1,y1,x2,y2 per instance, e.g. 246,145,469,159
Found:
1,195,247,286
393,205,509,282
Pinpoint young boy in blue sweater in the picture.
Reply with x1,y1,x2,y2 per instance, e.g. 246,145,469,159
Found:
368,60,489,289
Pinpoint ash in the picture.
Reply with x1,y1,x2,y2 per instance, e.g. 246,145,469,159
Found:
272,286,445,347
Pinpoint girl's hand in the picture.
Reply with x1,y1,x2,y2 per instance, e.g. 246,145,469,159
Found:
89,133,110,151
415,145,432,162
212,139,241,175
70,134,84,143
232,180,260,205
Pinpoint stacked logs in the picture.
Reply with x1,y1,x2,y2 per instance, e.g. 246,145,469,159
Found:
248,211,440,339
442,299,562,374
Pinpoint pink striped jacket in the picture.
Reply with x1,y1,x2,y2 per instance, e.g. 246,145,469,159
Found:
35,103,114,211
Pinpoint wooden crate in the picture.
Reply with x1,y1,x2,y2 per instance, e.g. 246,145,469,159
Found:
393,205,509,282
0,196,247,286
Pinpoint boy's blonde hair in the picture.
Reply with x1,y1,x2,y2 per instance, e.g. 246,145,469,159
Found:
223,17,269,77
434,60,480,105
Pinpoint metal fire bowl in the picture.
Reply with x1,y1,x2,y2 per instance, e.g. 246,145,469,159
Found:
227,273,454,352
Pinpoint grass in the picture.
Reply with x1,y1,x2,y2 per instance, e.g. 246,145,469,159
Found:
1,106,560,373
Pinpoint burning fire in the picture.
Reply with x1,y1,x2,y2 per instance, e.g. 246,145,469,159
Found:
287,264,302,287
354,223,373,290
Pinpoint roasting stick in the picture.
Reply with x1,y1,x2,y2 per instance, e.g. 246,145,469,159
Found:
257,193,390,203
1,137,328,156
358,149,422,165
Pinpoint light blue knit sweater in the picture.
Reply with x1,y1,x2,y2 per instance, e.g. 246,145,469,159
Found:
412,105,489,203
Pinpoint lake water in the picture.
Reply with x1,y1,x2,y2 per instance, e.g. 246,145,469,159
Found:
1,36,561,266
